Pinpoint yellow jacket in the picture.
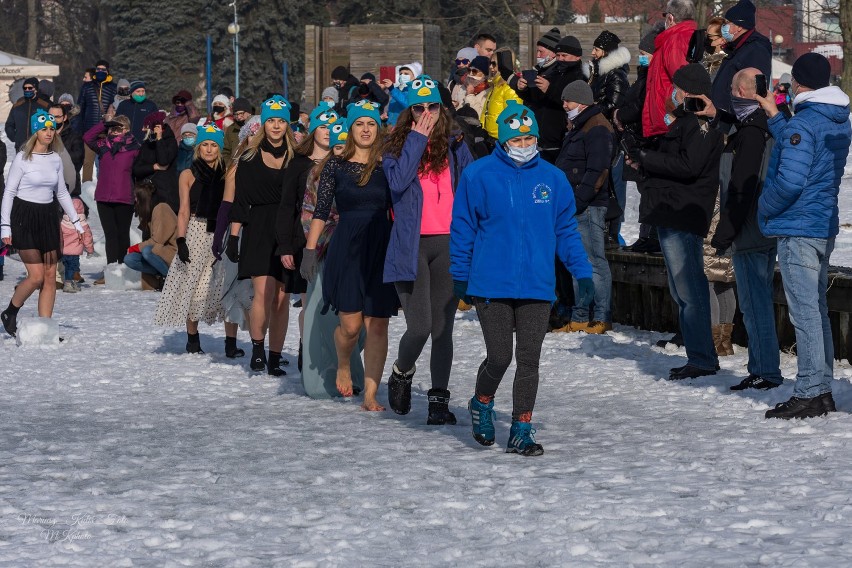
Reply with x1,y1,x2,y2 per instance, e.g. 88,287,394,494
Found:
480,76,522,139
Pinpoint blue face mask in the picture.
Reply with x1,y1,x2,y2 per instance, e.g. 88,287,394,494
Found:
183,136,196,147
23,90,35,99
721,24,735,42
638,55,650,67
671,87,679,107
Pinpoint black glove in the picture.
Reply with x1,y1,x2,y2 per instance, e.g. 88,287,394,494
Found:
619,131,641,162
176,237,190,263
225,235,240,263
300,248,318,283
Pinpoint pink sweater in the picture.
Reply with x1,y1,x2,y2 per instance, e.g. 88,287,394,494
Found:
418,166,453,235
61,198,95,255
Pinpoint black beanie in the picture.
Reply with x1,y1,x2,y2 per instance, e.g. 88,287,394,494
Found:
724,0,756,30
231,97,253,114
95,59,109,69
792,52,831,90
331,66,349,80
537,27,562,52
594,31,621,53
469,56,490,75
555,35,583,57
22,77,39,90
360,72,376,82
672,63,712,97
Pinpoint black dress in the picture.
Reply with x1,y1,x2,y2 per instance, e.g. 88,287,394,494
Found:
275,153,315,295
314,157,398,317
232,151,286,281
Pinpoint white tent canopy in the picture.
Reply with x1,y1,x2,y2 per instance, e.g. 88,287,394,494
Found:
0,50,60,124
771,57,793,83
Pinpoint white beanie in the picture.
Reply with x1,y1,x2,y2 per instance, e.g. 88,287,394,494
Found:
212,94,230,107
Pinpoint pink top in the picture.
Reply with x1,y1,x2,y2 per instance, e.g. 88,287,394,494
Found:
418,165,453,235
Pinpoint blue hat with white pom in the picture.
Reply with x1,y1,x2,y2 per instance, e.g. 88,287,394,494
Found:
496,100,539,144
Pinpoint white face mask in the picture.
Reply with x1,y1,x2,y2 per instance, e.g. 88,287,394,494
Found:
566,106,581,120
505,142,539,164
399,75,412,85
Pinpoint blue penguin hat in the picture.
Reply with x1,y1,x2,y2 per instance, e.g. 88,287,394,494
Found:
260,95,291,123
496,100,539,144
30,109,56,134
406,75,442,107
196,122,225,148
309,106,340,134
328,122,349,148
345,99,382,129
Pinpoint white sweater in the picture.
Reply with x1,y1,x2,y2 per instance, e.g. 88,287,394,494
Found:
1,151,81,239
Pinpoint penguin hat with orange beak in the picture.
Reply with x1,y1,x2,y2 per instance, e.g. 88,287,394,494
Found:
496,100,539,144
406,74,442,107
31,109,56,134
308,106,339,134
261,95,292,123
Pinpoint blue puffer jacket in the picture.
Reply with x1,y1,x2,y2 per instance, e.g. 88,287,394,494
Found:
450,145,592,301
77,78,117,134
758,86,852,239
383,131,474,282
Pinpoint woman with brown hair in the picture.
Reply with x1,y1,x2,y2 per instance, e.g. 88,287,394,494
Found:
381,76,474,422
703,16,729,79
124,179,177,287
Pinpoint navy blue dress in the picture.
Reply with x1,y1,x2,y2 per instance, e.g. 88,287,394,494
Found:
314,157,398,317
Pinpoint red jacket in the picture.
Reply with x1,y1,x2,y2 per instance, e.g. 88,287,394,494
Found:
642,20,696,138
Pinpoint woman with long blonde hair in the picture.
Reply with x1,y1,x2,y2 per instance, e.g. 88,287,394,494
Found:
1,110,84,337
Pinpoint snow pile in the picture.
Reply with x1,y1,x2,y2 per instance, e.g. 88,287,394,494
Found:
15,316,60,346
103,262,141,290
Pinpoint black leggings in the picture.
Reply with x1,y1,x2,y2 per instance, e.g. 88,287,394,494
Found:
474,299,551,420
97,202,134,264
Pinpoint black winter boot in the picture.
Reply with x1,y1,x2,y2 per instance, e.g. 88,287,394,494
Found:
186,332,204,354
427,388,457,425
267,351,287,377
1,302,20,337
387,363,415,415
250,339,266,372
225,336,245,358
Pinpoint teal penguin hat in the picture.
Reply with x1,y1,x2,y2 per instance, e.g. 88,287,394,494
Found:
329,122,349,147
261,95,291,123
496,100,539,144
406,75,442,107
309,106,340,134
196,122,225,148
30,109,56,134
345,99,382,129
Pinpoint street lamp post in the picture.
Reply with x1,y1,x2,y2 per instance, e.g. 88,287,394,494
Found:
227,1,240,98
774,35,784,60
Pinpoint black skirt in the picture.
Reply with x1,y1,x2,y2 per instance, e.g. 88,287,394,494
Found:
281,248,308,295
10,197,62,264
238,202,284,282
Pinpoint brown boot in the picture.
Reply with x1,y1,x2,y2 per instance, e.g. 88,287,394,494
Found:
140,273,159,291
712,324,725,356
719,323,735,356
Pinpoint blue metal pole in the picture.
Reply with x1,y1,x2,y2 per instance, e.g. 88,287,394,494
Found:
283,61,289,100
206,34,212,114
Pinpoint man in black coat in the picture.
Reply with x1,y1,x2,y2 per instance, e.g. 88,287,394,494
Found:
49,103,85,198
116,80,158,144
330,66,360,117
5,77,50,151
709,0,771,123
711,67,781,392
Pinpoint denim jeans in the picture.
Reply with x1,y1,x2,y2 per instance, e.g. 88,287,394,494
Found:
777,236,835,397
572,206,611,323
63,255,80,281
124,246,170,276
732,247,782,383
658,227,718,370
609,152,626,236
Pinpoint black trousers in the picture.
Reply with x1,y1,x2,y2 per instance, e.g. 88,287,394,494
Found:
97,202,134,264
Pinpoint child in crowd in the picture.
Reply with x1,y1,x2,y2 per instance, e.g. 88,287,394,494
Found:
60,197,95,292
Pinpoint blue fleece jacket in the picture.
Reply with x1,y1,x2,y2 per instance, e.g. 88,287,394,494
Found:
386,86,408,127
450,145,592,301
758,86,852,239
383,131,474,282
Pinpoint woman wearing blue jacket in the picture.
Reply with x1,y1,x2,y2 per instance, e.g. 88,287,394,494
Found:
382,75,474,424
450,100,593,456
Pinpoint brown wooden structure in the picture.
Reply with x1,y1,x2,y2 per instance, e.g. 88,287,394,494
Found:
303,24,441,105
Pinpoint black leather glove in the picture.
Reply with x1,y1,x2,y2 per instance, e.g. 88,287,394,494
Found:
225,235,240,263
300,249,318,283
176,237,190,263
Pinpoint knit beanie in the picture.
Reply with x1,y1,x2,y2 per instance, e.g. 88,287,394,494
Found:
792,52,831,90
725,0,756,29
639,23,664,54
260,95,291,123
456,47,478,63
129,80,145,92
345,99,382,129
58,93,74,105
38,80,55,98
30,109,55,134
180,123,197,137
117,78,130,91
321,86,339,104
329,122,349,147
469,56,490,75
231,97,252,114
360,72,376,82
309,106,340,133
555,35,583,57
496,100,539,144
331,66,349,80
212,94,231,108
672,63,712,97
537,27,562,53
196,123,225,148
561,80,594,105
594,31,621,53
407,75,443,107
22,77,38,90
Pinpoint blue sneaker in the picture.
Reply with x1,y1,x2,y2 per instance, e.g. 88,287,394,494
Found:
506,421,544,456
468,396,496,446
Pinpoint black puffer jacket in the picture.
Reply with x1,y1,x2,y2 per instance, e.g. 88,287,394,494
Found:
132,126,180,213
637,109,723,237
59,126,86,197
4,97,49,151
555,105,614,214
589,46,630,120
78,78,117,134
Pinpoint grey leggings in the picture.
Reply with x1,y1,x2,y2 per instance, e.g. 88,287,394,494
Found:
709,281,736,324
394,235,457,390
474,298,551,420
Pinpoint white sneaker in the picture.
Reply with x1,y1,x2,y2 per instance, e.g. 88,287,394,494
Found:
63,281,78,293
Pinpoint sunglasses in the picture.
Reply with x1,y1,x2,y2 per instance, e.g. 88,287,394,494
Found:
455,58,471,66
411,102,441,114
23,86,35,91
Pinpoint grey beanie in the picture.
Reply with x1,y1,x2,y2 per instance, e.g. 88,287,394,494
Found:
561,80,594,105
321,86,339,104
537,27,562,52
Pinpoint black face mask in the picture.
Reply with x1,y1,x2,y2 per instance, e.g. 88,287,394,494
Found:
213,105,225,114
555,60,580,73
234,118,246,127
118,88,130,96
704,38,716,55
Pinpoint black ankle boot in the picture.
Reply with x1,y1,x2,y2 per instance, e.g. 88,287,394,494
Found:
186,332,204,354
225,336,244,358
250,340,266,371
1,306,18,337
267,351,287,377
387,363,415,415
297,339,303,372
427,388,457,425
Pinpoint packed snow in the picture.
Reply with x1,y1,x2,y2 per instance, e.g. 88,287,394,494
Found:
2,133,852,566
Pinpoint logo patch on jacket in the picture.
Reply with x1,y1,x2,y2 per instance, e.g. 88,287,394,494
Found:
532,184,552,204
790,133,801,145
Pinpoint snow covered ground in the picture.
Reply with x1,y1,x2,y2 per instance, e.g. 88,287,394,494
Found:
2,130,852,567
